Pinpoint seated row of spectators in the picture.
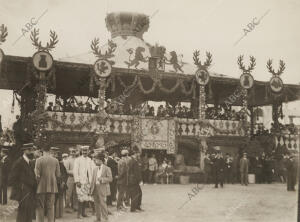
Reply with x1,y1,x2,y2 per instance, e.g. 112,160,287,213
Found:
205,107,245,121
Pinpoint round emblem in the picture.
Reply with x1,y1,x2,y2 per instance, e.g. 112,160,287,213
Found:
269,76,284,93
93,59,112,78
0,48,4,64
32,51,54,72
240,73,254,89
195,69,210,85
150,123,159,135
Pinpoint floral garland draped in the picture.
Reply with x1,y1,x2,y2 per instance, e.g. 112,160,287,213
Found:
103,74,197,96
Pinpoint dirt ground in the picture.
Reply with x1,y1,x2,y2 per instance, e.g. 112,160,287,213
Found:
1,183,297,222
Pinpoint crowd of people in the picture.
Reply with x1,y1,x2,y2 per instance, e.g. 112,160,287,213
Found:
46,100,195,119
140,154,175,184
0,143,145,222
203,150,298,190
46,97,252,122
205,107,245,121
253,122,299,136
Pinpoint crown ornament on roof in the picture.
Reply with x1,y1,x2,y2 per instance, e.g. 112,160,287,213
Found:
149,44,166,58
106,12,150,39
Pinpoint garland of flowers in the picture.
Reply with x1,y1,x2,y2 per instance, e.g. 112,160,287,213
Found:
117,75,138,90
157,78,181,93
180,79,196,96
137,76,157,94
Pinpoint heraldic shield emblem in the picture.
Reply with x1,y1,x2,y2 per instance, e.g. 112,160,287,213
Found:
240,73,254,89
32,51,54,72
94,59,112,78
270,76,284,93
195,69,210,85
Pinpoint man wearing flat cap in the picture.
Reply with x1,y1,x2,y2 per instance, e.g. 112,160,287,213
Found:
90,153,112,222
35,144,61,222
73,145,95,218
8,143,37,222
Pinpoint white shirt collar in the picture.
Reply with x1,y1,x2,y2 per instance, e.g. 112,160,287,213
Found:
23,154,30,164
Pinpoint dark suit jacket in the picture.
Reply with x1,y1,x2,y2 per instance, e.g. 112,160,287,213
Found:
128,158,142,186
107,156,118,178
35,154,60,194
117,158,128,185
8,156,36,201
0,156,10,186
240,158,249,173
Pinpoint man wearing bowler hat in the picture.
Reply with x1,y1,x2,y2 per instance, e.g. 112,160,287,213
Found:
35,144,61,222
8,143,37,222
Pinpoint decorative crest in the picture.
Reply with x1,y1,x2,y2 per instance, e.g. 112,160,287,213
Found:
237,55,256,74
0,24,8,45
193,50,212,70
266,59,285,76
30,28,58,52
90,38,116,64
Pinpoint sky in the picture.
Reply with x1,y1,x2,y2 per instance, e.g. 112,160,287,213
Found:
0,0,300,128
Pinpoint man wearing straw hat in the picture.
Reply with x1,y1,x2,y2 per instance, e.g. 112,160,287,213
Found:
90,152,112,222
8,143,37,222
73,145,94,218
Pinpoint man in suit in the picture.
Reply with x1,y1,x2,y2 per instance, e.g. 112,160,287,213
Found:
212,152,225,188
106,149,118,206
73,145,94,218
35,145,61,222
224,153,233,184
8,143,37,222
240,152,249,186
116,149,128,211
285,153,296,191
128,146,143,212
65,147,77,212
0,147,10,205
203,153,212,184
90,152,112,222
